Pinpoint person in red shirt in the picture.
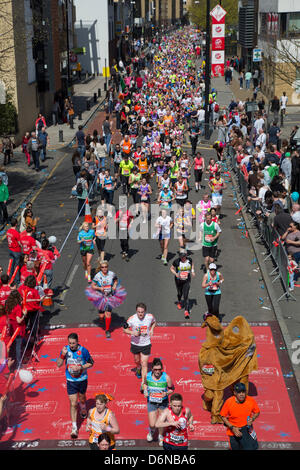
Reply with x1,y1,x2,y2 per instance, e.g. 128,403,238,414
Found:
135,74,143,90
20,226,37,256
0,305,11,346
18,275,42,343
6,218,22,283
0,275,12,307
36,239,57,288
6,290,26,366
20,260,37,285
155,393,194,451
220,382,260,450
115,205,134,260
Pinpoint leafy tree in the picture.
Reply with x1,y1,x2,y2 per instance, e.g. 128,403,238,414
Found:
0,92,18,136
188,0,238,31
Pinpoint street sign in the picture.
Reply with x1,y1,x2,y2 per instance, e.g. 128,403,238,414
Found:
253,49,262,62
210,4,227,23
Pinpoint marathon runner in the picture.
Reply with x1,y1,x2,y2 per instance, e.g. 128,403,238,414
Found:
77,222,96,283
57,332,94,439
170,249,195,319
143,358,174,446
123,302,156,387
155,393,194,451
86,393,120,450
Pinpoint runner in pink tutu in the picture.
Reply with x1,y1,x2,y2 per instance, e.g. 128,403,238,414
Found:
85,261,126,338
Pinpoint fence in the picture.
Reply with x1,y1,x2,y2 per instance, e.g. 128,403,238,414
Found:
227,145,296,302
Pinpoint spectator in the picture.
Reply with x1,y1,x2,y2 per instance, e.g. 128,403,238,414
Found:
22,132,31,166
0,177,9,225
291,150,300,194
291,204,300,224
273,204,292,236
20,202,33,233
37,127,49,162
245,70,252,89
6,218,21,282
281,221,300,265
270,96,280,122
1,135,14,166
27,131,41,171
35,113,46,133
52,99,60,126
0,166,8,186
267,121,281,150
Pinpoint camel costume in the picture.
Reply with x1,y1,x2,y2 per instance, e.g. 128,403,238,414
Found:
199,314,258,424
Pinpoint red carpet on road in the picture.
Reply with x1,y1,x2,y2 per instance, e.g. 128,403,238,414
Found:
1,325,300,449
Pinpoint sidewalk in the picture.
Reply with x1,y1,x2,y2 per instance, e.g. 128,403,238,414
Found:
212,73,300,140
0,76,108,231
44,76,107,151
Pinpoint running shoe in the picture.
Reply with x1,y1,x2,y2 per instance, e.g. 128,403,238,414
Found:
176,302,182,310
147,431,154,442
159,435,164,446
105,331,111,338
163,259,168,266
87,275,91,283
71,426,78,439
85,270,88,279
184,310,190,319
136,368,142,379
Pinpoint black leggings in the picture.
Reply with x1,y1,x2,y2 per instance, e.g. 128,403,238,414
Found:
205,294,221,316
175,278,190,310
194,169,203,183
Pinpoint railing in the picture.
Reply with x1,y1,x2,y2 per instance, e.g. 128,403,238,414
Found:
227,145,296,302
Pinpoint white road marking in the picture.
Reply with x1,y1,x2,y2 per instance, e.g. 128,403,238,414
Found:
59,264,79,302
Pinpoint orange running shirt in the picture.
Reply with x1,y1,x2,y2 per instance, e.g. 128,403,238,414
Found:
220,395,260,436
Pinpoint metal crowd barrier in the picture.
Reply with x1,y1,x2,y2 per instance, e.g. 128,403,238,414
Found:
226,146,296,302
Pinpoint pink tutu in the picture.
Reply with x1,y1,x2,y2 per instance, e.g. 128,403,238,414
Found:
85,285,127,311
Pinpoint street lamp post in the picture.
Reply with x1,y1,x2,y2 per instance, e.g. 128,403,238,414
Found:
65,0,71,95
204,0,211,140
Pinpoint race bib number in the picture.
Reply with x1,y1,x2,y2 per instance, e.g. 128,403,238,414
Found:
102,284,112,294
170,433,185,444
149,392,164,403
67,364,82,377
205,234,213,242
179,271,189,280
120,220,127,229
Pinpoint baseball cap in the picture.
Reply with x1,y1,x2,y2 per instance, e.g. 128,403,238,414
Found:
208,263,217,270
234,382,246,393
179,249,187,257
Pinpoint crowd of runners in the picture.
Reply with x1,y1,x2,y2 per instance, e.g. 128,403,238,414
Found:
8,24,300,450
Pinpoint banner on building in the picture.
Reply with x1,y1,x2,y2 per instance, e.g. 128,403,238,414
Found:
210,4,227,77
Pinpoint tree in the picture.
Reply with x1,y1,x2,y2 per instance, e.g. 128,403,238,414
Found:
263,37,300,89
188,0,238,31
0,0,15,74
0,92,18,135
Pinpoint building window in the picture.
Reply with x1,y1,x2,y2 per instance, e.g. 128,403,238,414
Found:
289,12,300,36
295,67,300,93
280,13,287,37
